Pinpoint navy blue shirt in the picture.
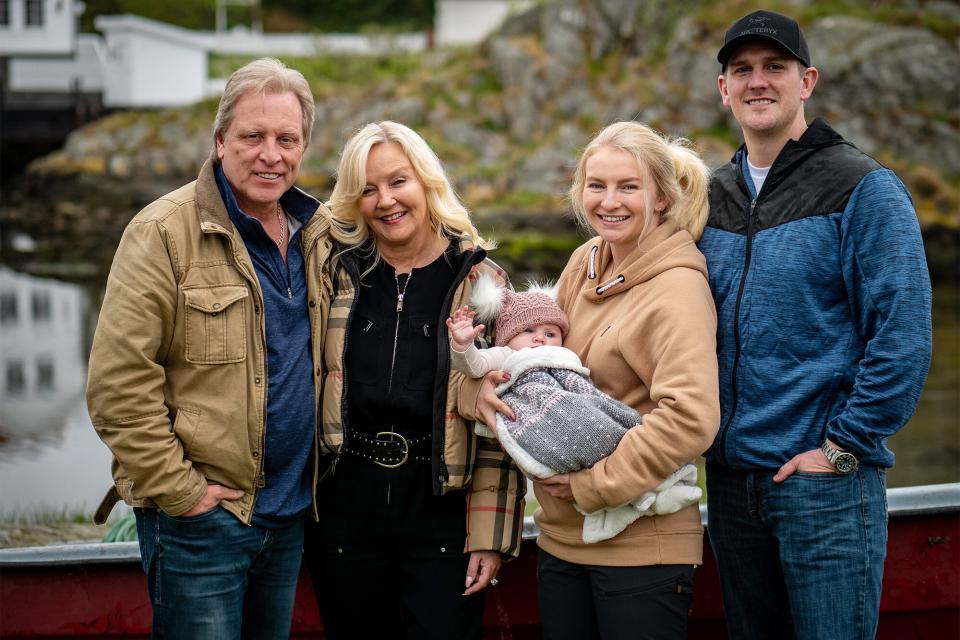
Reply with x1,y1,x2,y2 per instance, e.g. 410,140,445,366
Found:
215,164,316,525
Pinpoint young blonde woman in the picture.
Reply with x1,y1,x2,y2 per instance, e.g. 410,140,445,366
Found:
476,121,720,639
303,121,524,640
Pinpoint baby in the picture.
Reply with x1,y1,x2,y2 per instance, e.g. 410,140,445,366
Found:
446,275,701,543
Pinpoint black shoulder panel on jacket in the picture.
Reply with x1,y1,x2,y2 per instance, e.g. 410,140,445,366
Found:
708,137,881,236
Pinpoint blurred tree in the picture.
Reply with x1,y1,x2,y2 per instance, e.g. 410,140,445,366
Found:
80,0,435,32
272,0,434,31
81,0,218,30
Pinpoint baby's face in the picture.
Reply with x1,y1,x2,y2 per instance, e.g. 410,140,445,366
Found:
505,323,564,350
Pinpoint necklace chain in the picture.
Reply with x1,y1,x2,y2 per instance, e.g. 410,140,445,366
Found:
395,270,412,313
275,202,286,250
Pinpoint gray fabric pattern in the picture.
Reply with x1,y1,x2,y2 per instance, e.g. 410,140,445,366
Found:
500,367,641,473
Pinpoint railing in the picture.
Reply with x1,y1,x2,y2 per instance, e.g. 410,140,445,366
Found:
3,483,958,567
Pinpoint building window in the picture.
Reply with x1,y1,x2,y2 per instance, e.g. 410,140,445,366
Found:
32,291,51,322
6,361,25,396
0,0,10,27
26,0,43,26
0,292,17,325
36,359,55,392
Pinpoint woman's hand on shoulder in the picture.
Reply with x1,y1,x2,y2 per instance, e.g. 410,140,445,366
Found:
536,474,574,502
463,550,502,595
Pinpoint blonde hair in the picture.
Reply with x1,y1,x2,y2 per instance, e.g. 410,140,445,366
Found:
569,121,710,240
329,121,491,251
210,58,315,161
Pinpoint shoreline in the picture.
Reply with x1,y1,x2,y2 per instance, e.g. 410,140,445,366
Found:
0,522,104,549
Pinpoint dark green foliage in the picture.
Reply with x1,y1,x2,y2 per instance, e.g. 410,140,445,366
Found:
81,0,218,31
271,0,434,32
80,0,435,33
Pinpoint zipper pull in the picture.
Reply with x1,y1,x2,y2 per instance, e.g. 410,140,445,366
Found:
287,287,293,299
320,453,340,481
396,294,405,313
256,472,266,488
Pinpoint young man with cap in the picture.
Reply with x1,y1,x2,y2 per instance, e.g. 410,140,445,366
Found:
698,10,932,639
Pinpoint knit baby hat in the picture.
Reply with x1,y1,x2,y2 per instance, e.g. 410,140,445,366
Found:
471,275,570,347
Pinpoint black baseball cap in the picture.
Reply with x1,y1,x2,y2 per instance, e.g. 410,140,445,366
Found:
717,10,811,69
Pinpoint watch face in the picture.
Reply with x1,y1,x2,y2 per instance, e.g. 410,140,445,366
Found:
835,453,858,474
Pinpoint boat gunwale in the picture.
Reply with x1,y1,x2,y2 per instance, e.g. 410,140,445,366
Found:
2,483,958,568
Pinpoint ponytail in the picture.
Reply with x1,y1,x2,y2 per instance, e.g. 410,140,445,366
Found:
663,141,710,240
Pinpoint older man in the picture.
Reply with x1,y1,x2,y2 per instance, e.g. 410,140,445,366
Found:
698,10,932,640
87,58,332,638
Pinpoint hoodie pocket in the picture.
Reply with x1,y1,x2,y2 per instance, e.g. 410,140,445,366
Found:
183,285,248,364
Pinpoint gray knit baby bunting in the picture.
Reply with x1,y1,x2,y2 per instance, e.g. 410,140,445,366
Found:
500,367,641,474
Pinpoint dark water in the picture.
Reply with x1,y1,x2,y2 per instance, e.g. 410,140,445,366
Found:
0,266,956,518
0,267,114,519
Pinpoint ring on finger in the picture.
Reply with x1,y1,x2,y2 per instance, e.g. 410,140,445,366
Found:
489,577,499,586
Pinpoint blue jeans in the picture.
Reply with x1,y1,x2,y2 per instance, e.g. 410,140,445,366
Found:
134,506,304,640
706,462,887,640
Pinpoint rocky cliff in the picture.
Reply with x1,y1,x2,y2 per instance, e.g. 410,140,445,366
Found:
2,0,957,279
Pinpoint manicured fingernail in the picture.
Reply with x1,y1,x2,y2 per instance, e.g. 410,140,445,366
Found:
465,576,475,588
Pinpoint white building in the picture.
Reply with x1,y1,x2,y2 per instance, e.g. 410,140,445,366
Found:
0,267,87,439
0,0,80,56
93,14,209,108
8,33,104,92
435,0,520,46
4,0,520,108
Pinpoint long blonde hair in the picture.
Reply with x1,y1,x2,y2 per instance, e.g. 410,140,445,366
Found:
569,121,710,240
329,121,491,251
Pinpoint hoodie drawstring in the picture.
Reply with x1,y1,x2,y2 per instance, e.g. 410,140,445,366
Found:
596,274,625,295
588,244,624,295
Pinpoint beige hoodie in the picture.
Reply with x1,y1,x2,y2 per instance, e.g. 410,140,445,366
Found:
535,220,720,566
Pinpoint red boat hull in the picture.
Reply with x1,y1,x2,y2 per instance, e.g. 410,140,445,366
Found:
1,504,957,638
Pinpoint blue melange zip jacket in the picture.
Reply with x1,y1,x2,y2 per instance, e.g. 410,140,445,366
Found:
698,118,932,471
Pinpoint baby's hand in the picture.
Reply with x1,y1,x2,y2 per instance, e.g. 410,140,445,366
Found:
446,306,485,351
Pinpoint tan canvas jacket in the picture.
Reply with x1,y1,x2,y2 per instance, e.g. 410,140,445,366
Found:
320,239,526,557
86,160,334,524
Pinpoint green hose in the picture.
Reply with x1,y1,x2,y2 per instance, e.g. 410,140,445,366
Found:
101,512,138,543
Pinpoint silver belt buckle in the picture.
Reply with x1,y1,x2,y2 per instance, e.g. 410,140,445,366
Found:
373,431,409,468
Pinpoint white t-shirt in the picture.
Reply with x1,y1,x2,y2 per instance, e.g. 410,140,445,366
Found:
747,156,771,194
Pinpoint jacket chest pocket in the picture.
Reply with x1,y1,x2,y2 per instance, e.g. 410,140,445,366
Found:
401,316,438,391
183,285,249,364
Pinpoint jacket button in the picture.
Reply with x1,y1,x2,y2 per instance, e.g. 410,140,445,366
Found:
254,306,261,314
212,303,221,310
252,451,260,458
316,368,321,376
255,377,261,385
309,299,316,308
241,510,246,516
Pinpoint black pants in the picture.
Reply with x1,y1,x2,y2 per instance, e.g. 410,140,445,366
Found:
304,455,484,640
537,549,695,640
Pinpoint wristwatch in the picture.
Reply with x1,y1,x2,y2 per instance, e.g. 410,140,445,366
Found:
820,441,859,474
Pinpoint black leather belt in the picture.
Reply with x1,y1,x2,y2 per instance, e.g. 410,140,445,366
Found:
343,430,432,468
